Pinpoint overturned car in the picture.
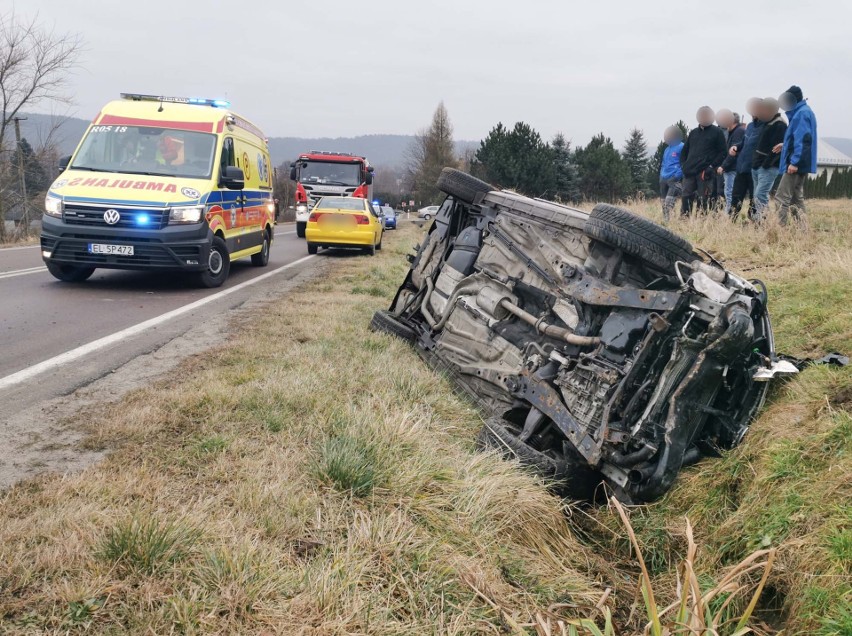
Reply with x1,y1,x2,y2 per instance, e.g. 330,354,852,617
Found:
373,169,794,502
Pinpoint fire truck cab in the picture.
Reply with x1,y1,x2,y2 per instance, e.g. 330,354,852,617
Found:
290,151,373,238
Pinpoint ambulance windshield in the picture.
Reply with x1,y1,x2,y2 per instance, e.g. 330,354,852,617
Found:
71,125,217,179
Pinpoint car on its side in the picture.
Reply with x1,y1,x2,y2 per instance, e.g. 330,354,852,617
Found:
373,168,796,502
417,205,439,220
305,196,383,256
381,206,397,229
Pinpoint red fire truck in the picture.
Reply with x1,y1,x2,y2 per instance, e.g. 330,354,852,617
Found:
290,151,374,237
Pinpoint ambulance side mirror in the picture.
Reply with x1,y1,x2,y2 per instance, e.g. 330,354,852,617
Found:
221,166,245,190
59,155,71,170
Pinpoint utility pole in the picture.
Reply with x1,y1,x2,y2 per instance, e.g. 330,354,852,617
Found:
13,116,29,239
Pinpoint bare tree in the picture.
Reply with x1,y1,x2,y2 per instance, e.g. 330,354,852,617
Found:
0,11,81,242
405,102,458,205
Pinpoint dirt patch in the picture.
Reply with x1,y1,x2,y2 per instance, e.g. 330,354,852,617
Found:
0,263,323,491
830,385,852,411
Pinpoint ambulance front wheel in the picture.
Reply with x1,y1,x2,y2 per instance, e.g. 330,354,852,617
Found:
251,229,271,267
46,262,95,283
296,222,306,238
197,236,230,288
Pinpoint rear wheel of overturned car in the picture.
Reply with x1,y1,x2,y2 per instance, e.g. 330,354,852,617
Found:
296,222,306,238
584,203,697,272
436,167,493,204
476,415,600,500
196,235,230,288
250,229,271,266
370,310,416,342
46,262,95,283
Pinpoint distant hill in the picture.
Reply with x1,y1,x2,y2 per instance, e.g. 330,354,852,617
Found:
17,113,478,169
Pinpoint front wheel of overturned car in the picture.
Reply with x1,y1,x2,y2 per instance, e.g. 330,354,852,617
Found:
196,236,230,288
477,415,600,500
45,262,95,283
436,167,493,204
250,229,271,266
584,203,697,273
370,310,416,342
296,222,306,238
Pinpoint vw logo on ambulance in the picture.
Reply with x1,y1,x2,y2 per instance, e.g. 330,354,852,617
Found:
103,209,121,225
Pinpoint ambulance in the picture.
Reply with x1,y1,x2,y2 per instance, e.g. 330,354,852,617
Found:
41,93,276,288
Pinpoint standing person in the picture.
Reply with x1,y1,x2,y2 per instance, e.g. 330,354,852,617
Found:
716,109,746,215
729,98,763,220
751,98,787,221
659,125,684,222
680,106,727,215
775,85,817,225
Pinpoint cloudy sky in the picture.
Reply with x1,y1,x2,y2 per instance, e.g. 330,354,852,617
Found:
17,0,852,146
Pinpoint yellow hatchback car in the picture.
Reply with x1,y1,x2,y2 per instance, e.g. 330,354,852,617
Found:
305,197,383,256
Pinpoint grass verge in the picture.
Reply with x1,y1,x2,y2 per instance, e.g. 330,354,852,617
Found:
1,199,850,634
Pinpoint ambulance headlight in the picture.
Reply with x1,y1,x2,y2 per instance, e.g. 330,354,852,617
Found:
44,194,63,218
169,205,204,224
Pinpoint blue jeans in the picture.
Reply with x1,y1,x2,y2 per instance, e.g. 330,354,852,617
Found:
723,171,736,213
752,167,776,217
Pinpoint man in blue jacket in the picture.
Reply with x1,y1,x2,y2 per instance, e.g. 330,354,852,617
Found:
774,85,817,225
729,98,763,221
659,125,684,222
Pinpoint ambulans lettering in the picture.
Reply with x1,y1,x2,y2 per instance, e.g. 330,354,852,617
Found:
55,177,178,193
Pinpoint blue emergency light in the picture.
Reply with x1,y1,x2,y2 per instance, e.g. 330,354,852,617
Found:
121,93,230,109
136,213,151,226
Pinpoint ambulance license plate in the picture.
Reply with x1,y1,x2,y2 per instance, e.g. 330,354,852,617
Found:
88,243,134,256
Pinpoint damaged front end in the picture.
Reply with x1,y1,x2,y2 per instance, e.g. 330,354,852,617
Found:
373,168,796,502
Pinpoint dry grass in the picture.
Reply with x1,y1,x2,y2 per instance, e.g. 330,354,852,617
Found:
1,197,850,634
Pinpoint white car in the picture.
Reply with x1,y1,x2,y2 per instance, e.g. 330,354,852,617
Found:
417,205,439,220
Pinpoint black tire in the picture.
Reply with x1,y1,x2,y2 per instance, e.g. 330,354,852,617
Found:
364,242,376,256
477,416,600,500
376,235,383,251
370,310,416,342
196,236,230,288
251,229,271,266
46,262,95,283
307,243,318,255
436,167,493,204
584,203,696,272
296,222,306,238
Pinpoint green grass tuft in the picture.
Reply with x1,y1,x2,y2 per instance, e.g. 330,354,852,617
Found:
97,515,199,575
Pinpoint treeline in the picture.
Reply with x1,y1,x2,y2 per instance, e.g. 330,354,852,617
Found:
401,104,852,206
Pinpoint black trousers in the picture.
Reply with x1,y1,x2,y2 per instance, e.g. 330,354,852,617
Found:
730,172,755,219
681,174,716,215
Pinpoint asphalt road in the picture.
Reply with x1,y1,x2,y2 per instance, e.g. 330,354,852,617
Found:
0,225,314,414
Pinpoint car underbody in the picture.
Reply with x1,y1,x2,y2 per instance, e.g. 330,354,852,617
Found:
373,168,797,502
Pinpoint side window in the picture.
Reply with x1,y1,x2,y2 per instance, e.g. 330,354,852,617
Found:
220,137,235,174
368,203,379,217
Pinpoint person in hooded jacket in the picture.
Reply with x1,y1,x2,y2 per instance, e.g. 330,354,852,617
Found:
680,106,727,215
716,109,746,215
729,98,763,220
751,98,787,220
659,125,684,222
773,85,817,225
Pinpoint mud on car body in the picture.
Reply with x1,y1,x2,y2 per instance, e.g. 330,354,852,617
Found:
373,168,796,502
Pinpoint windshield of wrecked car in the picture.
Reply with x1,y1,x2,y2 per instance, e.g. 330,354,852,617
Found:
70,125,217,179
298,161,361,186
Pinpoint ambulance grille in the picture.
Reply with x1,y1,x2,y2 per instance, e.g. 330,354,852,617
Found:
63,204,169,230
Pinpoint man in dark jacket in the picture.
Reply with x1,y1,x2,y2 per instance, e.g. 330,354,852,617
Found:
716,109,746,215
680,106,727,215
751,98,787,220
774,85,817,225
729,97,763,220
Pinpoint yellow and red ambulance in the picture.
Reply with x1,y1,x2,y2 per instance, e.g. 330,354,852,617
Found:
41,93,276,287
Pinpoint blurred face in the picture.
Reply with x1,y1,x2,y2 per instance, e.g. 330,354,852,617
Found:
663,127,678,144
716,109,732,128
697,107,715,126
746,98,761,118
760,102,779,121
779,92,796,111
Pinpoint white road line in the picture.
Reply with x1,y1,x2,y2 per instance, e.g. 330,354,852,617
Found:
275,230,295,237
0,266,45,280
0,254,315,391
0,243,39,252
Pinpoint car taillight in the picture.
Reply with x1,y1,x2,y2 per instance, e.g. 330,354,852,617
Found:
355,214,370,225
309,212,323,222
